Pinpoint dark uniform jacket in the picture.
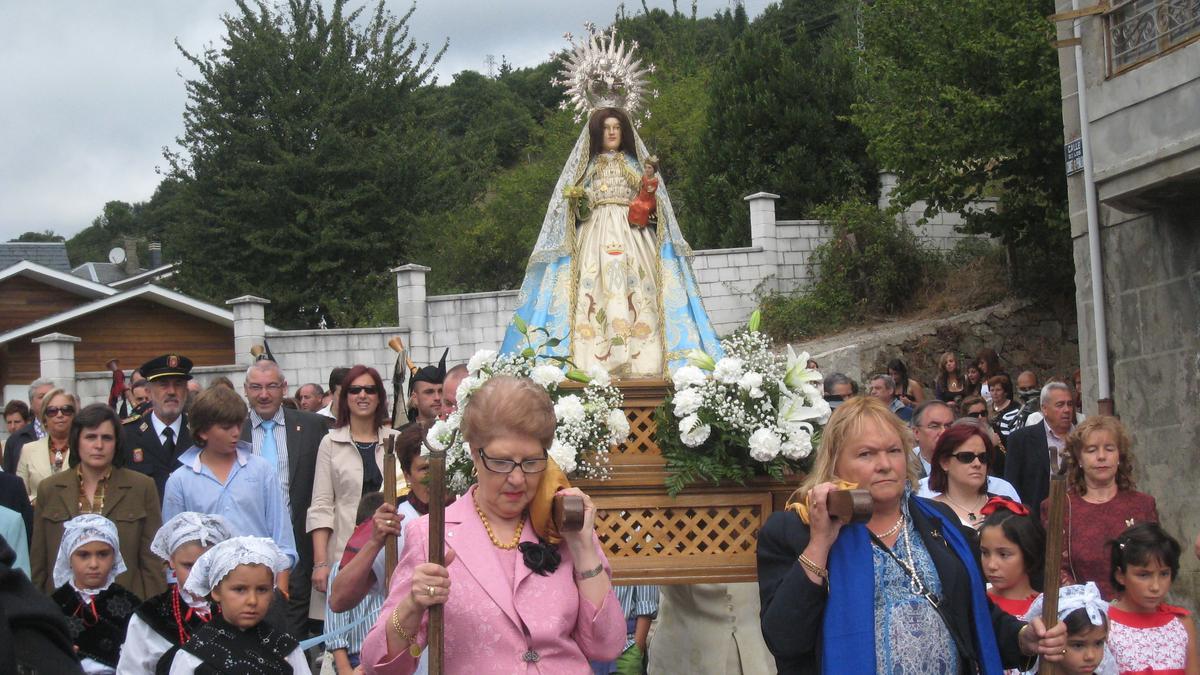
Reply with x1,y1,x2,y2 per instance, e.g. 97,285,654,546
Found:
2,421,38,474
122,413,191,503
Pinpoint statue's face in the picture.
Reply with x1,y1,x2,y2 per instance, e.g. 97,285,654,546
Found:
603,117,622,151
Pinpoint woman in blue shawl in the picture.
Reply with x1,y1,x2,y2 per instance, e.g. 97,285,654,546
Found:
756,396,1067,674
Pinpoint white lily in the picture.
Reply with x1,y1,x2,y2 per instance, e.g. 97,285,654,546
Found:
686,349,716,371
777,391,832,427
783,345,823,393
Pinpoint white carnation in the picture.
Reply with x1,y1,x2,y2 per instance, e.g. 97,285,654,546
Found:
713,357,744,384
425,419,452,452
455,376,481,404
748,428,782,462
586,364,612,388
738,371,765,399
780,430,813,460
530,364,566,389
553,395,586,424
606,409,630,442
548,438,578,473
679,414,711,448
672,365,707,390
467,349,498,374
672,387,704,417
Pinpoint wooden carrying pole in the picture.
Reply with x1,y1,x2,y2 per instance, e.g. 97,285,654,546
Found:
383,435,398,589
1040,471,1069,675
423,433,449,675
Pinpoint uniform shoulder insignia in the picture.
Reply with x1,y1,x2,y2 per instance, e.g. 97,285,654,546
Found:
139,421,149,432
123,413,142,425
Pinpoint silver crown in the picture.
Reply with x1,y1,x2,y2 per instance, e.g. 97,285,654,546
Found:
553,23,657,123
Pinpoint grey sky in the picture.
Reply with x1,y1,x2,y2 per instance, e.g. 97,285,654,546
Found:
0,0,758,242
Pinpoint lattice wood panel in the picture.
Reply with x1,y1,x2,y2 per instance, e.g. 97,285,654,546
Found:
569,377,798,584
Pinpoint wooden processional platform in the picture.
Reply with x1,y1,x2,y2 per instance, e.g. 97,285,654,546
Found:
572,378,796,585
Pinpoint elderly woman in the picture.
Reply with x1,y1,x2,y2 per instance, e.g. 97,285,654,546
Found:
16,388,78,502
1042,415,1158,600
307,365,401,616
361,376,625,673
31,403,164,599
757,396,1066,674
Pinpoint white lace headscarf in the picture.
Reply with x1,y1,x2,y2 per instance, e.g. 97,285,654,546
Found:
151,512,235,609
1024,582,1117,675
53,514,127,601
182,536,289,599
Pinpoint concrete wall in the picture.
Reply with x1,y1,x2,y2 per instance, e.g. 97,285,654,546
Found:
879,173,998,251
1054,1,1200,602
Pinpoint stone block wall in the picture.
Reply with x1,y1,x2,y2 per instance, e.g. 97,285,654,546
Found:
878,173,996,251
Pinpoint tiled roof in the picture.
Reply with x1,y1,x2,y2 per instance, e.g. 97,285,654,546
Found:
0,242,70,272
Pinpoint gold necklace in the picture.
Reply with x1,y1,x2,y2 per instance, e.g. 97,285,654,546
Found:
473,496,524,550
942,492,987,522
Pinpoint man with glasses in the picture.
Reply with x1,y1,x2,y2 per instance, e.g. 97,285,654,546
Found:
122,354,194,501
241,357,327,639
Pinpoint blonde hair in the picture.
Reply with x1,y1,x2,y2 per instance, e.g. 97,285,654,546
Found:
1064,415,1136,495
460,376,556,453
39,388,80,424
788,395,918,507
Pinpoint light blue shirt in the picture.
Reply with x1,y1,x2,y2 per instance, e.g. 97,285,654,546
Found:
0,505,29,577
916,475,1022,502
162,442,298,567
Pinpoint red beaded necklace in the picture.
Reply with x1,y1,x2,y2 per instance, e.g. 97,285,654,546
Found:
170,586,216,645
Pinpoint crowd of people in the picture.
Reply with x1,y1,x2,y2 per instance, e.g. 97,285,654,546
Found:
0,346,1194,675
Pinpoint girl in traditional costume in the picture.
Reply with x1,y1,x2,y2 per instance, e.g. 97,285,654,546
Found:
117,512,233,674
169,536,309,675
51,514,141,675
1023,583,1118,675
501,25,722,378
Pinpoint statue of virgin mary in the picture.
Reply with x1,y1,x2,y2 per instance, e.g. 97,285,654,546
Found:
500,26,723,378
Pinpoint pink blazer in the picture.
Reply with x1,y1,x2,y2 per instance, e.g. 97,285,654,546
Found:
362,489,625,674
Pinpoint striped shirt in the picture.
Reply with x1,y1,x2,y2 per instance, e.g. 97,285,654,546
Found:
614,584,659,621
325,562,385,656
248,408,290,515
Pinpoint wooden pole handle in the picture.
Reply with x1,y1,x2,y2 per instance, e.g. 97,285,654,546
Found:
1040,473,1069,675
383,436,398,590
423,431,450,675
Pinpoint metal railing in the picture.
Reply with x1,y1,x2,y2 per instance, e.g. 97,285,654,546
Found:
1108,0,1200,72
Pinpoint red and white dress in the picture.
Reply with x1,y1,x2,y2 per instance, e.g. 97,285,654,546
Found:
1108,604,1191,675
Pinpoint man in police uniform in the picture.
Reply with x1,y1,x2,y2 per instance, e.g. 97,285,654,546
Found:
122,354,193,501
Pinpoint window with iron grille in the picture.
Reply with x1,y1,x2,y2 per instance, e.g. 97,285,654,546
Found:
1107,0,1200,73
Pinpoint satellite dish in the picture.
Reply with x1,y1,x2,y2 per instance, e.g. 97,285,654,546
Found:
108,247,126,264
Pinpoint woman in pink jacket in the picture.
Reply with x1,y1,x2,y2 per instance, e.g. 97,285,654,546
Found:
361,375,625,674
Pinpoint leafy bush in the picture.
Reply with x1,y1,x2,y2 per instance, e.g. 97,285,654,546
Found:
761,199,937,341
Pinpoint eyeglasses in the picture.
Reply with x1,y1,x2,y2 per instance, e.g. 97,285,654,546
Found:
950,451,989,465
346,385,379,395
45,405,76,418
246,383,284,393
478,447,549,474
965,410,988,419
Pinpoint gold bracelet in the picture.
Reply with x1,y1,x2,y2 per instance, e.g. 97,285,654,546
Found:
390,607,423,658
797,553,829,583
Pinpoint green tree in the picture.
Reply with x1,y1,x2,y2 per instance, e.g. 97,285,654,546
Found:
164,0,444,328
685,0,876,248
11,230,65,243
850,0,1069,287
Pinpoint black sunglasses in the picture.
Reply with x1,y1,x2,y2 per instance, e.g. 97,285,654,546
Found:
45,405,76,417
346,385,378,395
965,410,988,419
950,451,989,465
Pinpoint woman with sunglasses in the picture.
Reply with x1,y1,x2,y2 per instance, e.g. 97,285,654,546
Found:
928,423,1002,529
16,388,78,503
361,375,625,674
307,365,401,614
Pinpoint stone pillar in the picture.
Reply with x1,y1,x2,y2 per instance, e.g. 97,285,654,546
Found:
392,264,430,366
32,333,81,391
226,295,271,367
745,192,781,292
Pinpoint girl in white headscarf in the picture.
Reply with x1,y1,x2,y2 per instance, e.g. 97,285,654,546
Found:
1024,582,1118,675
117,512,234,675
50,513,141,675
168,536,310,675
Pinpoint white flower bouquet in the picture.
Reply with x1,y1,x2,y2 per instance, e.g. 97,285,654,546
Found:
656,311,831,495
425,319,627,495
